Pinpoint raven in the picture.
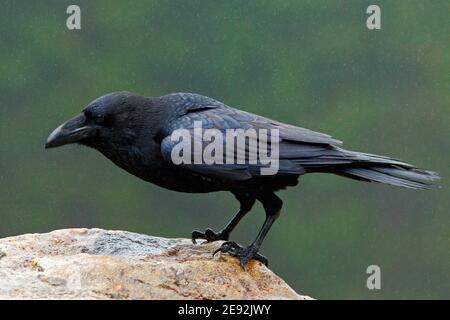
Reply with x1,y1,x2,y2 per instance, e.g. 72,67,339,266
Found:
45,92,439,268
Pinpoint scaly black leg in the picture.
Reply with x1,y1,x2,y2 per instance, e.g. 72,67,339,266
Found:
192,193,255,244
214,192,282,269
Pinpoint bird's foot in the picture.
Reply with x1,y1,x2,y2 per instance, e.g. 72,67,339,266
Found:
191,228,229,244
213,241,268,269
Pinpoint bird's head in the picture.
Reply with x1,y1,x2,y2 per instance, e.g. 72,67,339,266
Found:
45,92,150,151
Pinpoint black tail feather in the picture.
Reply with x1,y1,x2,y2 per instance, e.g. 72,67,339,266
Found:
297,146,440,189
341,166,440,189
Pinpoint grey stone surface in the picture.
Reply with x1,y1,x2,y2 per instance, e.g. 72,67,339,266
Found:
0,228,311,300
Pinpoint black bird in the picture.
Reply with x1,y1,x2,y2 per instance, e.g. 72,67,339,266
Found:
45,92,439,268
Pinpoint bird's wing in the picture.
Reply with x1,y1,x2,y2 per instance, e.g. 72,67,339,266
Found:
160,101,343,180
160,134,305,180
249,112,342,146
164,99,342,146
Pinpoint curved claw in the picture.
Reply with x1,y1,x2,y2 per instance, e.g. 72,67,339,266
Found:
191,230,204,244
212,247,221,257
213,241,238,255
253,254,269,267
192,228,229,244
212,241,269,269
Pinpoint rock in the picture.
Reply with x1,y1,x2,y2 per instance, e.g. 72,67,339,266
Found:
0,228,311,300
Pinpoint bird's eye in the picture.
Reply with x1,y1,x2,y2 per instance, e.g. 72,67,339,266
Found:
93,114,105,124
84,109,111,126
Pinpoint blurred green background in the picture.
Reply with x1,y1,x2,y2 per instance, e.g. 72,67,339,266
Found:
0,1,448,299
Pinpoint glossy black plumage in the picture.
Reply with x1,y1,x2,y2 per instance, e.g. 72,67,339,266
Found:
45,92,439,267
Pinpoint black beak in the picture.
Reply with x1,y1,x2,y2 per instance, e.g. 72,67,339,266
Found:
45,113,97,149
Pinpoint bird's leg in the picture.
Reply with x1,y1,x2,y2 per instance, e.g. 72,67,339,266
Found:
214,192,282,269
192,194,255,244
